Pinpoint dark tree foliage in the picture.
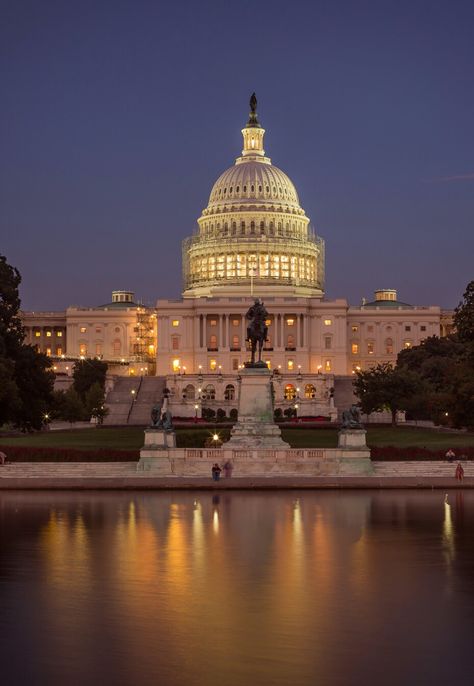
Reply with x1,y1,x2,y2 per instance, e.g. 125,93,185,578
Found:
0,254,54,430
73,359,108,401
454,280,474,343
353,362,424,426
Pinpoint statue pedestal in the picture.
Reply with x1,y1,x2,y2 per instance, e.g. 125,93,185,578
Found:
225,366,289,449
338,429,367,449
137,428,177,473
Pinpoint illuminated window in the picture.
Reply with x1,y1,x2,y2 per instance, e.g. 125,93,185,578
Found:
284,384,296,400
324,359,332,372
46,347,51,356
148,344,155,353
286,334,295,349
232,319,239,326
79,344,87,356
203,384,216,400
56,331,63,337
231,335,240,350
56,347,62,356
208,335,217,350
287,359,294,371
232,358,239,370
305,384,316,399
95,344,102,356
172,320,179,327
80,327,87,334
286,318,295,326
210,319,217,326
209,359,217,371
172,358,181,372
324,319,332,326
265,319,272,326
351,325,358,333
46,331,52,337
352,343,359,355
224,384,235,401
385,338,393,354
324,336,332,349
404,341,412,348
35,331,41,337
367,342,374,355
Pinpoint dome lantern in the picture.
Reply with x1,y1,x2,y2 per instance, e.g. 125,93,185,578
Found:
241,92,266,160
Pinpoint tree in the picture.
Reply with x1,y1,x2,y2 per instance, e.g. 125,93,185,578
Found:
61,387,87,425
353,362,423,426
0,254,54,430
73,359,108,401
454,280,474,343
84,382,108,424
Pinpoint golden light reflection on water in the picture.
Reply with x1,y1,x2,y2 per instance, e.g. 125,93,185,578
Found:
13,490,464,686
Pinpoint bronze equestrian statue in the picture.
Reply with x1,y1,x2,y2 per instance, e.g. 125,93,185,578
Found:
245,298,268,365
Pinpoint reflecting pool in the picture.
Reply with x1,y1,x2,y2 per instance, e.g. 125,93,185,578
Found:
1,490,473,686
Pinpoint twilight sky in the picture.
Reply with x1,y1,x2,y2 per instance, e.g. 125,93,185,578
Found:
1,0,473,311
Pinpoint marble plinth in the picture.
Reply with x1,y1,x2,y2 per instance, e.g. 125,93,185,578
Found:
225,366,289,449
338,429,368,449
138,428,177,472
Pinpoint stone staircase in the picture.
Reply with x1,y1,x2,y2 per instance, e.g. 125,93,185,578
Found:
103,376,166,425
373,461,474,477
0,462,139,478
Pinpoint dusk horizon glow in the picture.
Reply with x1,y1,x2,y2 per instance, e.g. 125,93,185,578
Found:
1,0,473,311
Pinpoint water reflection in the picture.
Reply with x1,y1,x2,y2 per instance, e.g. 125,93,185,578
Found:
1,490,474,686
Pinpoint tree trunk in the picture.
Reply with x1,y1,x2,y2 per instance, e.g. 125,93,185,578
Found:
391,408,397,426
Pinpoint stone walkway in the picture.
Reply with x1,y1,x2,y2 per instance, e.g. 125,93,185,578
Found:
0,461,473,489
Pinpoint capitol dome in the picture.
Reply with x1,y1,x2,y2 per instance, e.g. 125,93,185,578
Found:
182,95,325,298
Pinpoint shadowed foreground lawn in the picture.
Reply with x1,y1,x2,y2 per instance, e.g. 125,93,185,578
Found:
1,425,474,451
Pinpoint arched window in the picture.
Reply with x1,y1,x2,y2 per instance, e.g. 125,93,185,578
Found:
305,384,316,399
232,222,236,234
385,338,394,355
184,384,195,400
250,221,255,234
241,221,245,234
203,384,215,400
224,384,235,401
260,221,265,234
284,384,296,400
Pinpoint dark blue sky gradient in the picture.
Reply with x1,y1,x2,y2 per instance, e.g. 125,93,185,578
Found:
1,0,473,310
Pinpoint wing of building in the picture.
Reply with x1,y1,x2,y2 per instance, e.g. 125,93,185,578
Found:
20,97,454,421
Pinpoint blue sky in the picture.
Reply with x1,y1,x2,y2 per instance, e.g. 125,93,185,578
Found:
1,0,473,310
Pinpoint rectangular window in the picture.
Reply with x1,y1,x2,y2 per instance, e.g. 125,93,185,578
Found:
404,341,412,348
56,331,63,337
324,336,332,349
35,331,41,337
324,359,331,372
405,325,411,332
46,331,52,337
172,320,179,327
79,344,87,356
367,342,374,354
80,327,87,333
351,325,358,333
209,359,217,371
232,319,239,326
210,320,217,327
46,347,51,356
96,328,102,334
352,343,359,355
172,358,180,372
286,318,295,326
324,319,332,326
56,346,62,356
287,359,294,371
232,358,239,370
421,325,426,332
172,337,179,350
95,344,102,356
367,325,374,333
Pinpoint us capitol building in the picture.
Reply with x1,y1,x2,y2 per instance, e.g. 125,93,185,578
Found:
21,96,453,421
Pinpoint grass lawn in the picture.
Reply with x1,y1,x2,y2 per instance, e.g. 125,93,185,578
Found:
1,425,474,451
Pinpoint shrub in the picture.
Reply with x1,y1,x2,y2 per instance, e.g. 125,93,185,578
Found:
229,408,238,421
216,408,226,422
371,446,474,461
274,408,283,421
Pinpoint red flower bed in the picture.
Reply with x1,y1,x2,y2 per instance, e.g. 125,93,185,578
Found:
0,445,139,462
371,446,474,461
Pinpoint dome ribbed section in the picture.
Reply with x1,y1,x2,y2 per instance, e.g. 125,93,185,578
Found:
182,99,325,299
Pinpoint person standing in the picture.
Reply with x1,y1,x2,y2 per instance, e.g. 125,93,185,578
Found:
211,463,222,481
223,460,233,478
455,462,464,482
0,451,6,465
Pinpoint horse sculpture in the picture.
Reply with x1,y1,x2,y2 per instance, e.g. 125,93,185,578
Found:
246,298,268,365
